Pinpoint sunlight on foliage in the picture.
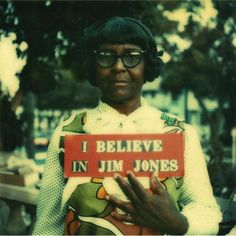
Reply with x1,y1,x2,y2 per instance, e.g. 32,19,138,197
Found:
196,0,217,28
163,8,189,32
166,35,192,52
164,0,217,32
0,33,27,97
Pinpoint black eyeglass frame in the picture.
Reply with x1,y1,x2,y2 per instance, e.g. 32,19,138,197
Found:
93,50,147,68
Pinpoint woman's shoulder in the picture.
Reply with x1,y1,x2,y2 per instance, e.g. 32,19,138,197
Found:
151,108,198,136
49,111,88,141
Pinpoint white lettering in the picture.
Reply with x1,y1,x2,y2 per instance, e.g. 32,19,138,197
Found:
133,160,178,172
72,160,88,172
149,160,160,171
98,160,123,172
96,140,163,152
81,141,88,152
170,160,178,171
96,141,106,152
141,160,150,171
152,140,163,151
106,141,116,152
116,141,126,152
126,140,132,152
142,140,152,152
132,140,142,152
160,160,170,171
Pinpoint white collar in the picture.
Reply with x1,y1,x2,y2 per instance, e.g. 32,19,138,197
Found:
96,97,148,118
83,97,163,134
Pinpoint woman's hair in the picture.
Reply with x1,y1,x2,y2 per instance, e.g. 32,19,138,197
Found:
80,16,163,86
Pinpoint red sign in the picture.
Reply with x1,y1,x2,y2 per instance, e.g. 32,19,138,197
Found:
64,133,184,178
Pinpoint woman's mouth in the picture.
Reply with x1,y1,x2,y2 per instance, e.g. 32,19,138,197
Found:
110,79,130,86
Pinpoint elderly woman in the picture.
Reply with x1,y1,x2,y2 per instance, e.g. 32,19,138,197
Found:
33,17,222,235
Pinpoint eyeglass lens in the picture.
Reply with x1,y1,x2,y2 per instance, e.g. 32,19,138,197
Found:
94,51,145,68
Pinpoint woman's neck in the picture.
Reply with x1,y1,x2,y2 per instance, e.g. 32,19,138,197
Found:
102,97,142,115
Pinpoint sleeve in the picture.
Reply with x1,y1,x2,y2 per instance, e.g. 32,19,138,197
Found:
180,125,222,235
33,126,68,235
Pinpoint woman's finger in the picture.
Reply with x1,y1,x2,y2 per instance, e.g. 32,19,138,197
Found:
126,171,149,201
114,173,142,205
150,172,166,195
111,211,135,223
106,195,135,214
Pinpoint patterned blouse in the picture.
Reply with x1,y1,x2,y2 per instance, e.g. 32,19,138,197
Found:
33,98,222,235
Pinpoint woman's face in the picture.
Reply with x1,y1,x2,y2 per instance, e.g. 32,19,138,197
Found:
95,43,145,105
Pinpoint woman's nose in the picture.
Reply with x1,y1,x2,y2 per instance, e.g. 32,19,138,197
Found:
113,58,126,72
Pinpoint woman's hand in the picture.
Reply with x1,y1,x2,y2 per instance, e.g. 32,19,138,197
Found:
106,171,188,235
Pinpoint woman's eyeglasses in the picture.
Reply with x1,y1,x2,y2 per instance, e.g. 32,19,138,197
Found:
93,50,146,68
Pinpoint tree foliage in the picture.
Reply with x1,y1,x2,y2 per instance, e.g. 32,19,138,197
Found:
159,1,236,196
0,0,176,151
1,0,177,107
161,1,236,143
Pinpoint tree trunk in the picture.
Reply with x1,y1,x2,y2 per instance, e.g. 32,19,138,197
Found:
197,97,225,196
197,97,224,158
22,92,36,159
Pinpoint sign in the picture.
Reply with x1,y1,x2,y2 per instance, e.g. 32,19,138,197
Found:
64,133,184,177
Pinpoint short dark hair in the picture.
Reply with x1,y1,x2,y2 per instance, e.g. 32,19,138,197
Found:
80,17,163,86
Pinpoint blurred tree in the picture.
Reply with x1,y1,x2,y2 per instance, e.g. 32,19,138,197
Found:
1,0,180,107
161,1,236,149
0,2,26,151
0,0,179,152
160,1,236,195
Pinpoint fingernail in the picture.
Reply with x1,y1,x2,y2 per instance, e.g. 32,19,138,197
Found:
153,171,159,177
113,173,119,180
